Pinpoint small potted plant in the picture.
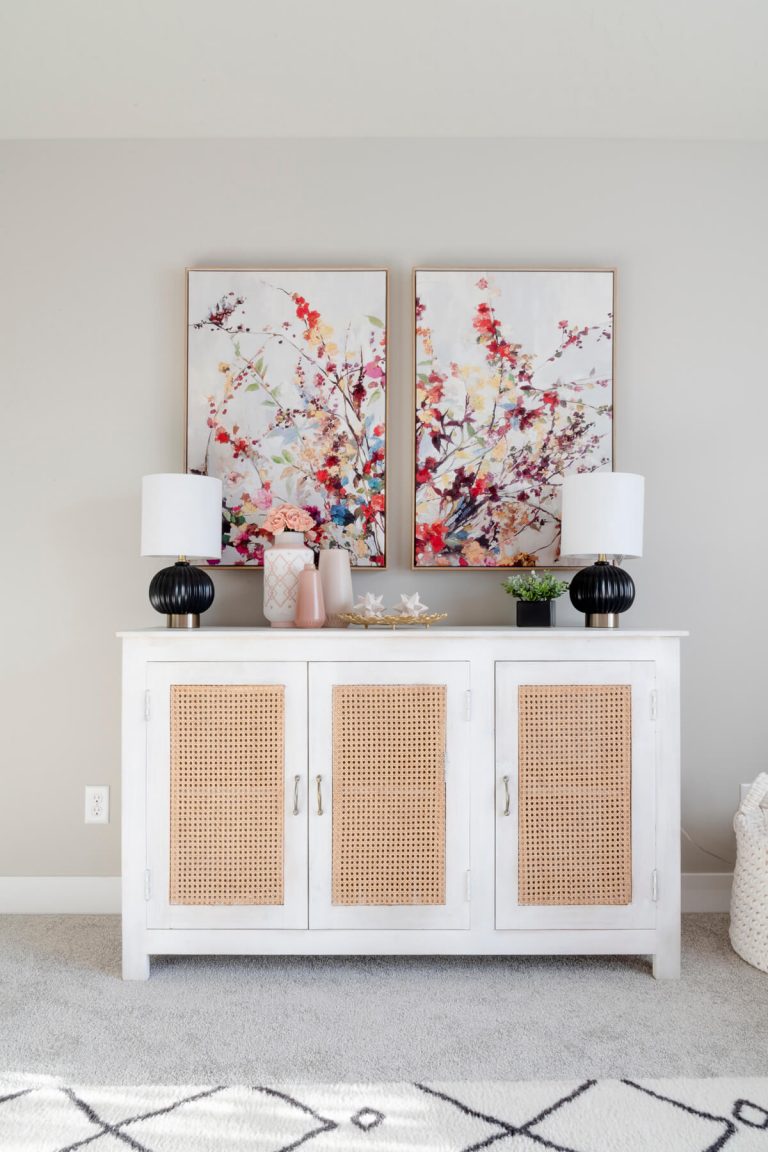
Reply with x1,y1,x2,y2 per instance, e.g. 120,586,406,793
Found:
502,570,570,628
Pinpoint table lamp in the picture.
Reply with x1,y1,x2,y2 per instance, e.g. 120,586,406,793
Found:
560,472,644,628
141,473,222,628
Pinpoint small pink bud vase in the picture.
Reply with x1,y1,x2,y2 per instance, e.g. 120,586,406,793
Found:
263,532,314,627
294,565,326,628
318,547,353,627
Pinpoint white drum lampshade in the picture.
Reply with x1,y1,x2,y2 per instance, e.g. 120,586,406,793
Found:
560,472,645,629
141,473,222,629
560,472,644,560
141,473,222,559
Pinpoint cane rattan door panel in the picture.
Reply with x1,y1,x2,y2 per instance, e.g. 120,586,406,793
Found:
170,683,285,906
517,683,632,906
495,661,656,931
146,661,308,931
331,684,446,906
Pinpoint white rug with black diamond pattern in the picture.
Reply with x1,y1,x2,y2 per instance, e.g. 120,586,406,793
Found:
1,1076,767,1151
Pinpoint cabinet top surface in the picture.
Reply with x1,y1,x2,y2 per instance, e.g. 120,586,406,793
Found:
118,626,687,639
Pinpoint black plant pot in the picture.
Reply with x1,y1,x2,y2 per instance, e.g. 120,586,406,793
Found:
516,600,555,628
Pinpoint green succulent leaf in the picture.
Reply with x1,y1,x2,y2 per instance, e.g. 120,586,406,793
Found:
501,571,570,601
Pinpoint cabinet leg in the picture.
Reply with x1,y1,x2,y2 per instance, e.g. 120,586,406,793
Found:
122,945,150,981
652,948,681,980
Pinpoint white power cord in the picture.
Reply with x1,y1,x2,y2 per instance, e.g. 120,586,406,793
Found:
681,826,734,868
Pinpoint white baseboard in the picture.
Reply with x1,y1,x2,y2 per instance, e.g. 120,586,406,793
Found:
0,876,121,913
0,873,733,916
681,871,733,913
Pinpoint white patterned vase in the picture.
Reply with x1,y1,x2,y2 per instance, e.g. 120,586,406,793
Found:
263,532,314,627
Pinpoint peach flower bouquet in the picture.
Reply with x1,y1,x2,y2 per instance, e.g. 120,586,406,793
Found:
262,503,316,536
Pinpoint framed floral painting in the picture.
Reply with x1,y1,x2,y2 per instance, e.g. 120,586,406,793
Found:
186,268,388,567
413,268,614,569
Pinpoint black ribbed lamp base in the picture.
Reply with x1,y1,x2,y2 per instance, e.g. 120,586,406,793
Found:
569,560,635,628
149,561,215,628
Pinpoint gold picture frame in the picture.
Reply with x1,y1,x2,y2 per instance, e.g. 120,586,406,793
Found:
411,267,616,571
186,267,389,570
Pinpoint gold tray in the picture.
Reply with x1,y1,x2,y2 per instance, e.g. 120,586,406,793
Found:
339,612,448,630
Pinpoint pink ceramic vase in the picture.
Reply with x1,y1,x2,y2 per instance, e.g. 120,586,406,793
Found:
318,547,354,627
294,565,326,628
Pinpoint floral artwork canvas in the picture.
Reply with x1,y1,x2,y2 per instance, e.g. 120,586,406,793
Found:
413,269,614,568
187,268,387,567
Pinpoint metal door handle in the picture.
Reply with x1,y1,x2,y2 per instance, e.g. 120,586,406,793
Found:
293,774,301,816
502,774,510,817
316,774,324,816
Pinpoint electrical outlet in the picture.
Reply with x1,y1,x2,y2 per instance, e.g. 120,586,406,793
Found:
85,785,109,824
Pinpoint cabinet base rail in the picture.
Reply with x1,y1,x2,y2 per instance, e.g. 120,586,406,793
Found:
123,927,680,982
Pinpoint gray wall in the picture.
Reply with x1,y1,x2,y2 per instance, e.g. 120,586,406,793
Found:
1,138,766,876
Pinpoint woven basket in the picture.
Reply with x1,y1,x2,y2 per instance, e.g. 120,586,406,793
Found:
730,773,768,973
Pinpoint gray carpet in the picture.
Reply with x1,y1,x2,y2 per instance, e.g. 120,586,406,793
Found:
0,914,766,1083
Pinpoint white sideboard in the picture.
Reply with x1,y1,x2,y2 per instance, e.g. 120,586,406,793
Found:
119,627,683,980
